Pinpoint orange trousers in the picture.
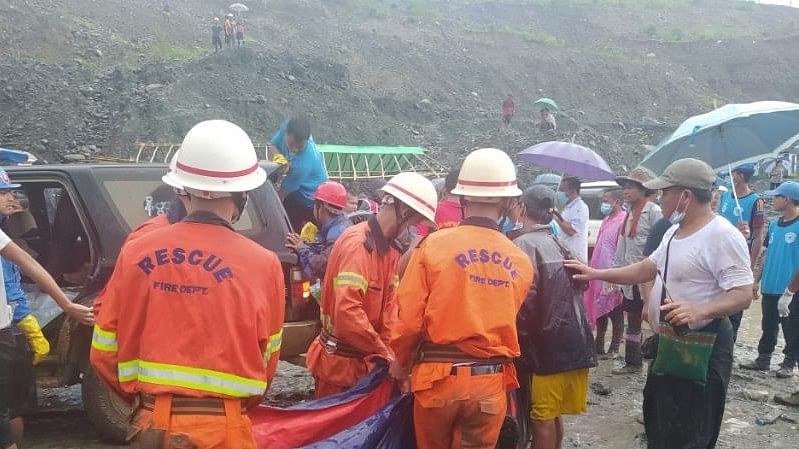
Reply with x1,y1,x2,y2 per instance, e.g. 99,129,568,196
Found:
413,368,507,449
306,339,369,399
129,394,257,449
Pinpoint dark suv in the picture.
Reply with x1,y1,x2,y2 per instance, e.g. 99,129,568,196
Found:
4,162,319,441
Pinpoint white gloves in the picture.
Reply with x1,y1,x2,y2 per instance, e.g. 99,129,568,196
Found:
778,289,794,318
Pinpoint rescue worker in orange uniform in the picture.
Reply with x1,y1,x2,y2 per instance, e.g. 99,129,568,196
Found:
305,172,438,398
390,148,534,449
90,120,285,449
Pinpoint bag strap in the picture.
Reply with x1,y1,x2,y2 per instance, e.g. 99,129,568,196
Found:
660,231,678,306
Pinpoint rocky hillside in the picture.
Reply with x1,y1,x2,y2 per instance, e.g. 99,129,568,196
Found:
1,0,799,174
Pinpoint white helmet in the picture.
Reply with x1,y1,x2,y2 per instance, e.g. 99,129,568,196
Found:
451,148,521,202
380,172,438,222
163,120,266,197
162,151,187,196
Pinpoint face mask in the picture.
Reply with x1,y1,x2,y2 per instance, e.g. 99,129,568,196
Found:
499,216,514,234
557,191,568,206
668,192,688,225
600,202,613,216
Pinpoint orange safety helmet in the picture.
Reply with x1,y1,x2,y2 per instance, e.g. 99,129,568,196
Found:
314,181,348,210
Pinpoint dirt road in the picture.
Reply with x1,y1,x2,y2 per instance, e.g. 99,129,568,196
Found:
26,303,799,449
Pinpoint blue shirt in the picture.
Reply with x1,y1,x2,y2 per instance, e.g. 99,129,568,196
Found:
761,216,799,295
297,214,351,280
271,120,328,206
2,257,29,323
718,191,765,248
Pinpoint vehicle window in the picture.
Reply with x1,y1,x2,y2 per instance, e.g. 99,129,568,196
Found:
582,189,606,220
7,182,93,287
101,180,259,235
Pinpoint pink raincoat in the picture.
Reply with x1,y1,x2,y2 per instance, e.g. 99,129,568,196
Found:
583,210,626,329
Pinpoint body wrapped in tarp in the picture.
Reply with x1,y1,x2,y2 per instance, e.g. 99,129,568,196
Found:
250,367,416,449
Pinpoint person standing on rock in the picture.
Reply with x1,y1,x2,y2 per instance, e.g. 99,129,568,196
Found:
612,168,662,374
718,163,765,340
267,116,329,231
501,94,515,129
741,181,799,378
236,19,245,47
566,158,753,449
211,18,223,52
224,14,235,49
538,107,557,132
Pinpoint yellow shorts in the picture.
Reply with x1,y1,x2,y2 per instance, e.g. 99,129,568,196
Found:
530,368,589,421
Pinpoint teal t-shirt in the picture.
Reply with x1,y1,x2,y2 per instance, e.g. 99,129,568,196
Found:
761,216,799,295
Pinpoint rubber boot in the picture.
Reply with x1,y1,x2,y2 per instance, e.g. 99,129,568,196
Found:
740,354,771,371
776,357,797,379
612,340,642,374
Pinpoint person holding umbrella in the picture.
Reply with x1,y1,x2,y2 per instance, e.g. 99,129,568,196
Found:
534,98,558,132
718,163,765,341
565,158,753,449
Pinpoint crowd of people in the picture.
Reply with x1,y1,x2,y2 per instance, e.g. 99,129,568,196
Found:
211,14,245,52
1,113,798,449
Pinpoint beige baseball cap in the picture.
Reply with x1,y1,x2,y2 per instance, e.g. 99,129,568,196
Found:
642,158,716,191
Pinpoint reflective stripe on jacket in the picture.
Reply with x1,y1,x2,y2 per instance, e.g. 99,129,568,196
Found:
389,217,533,392
90,215,285,400
306,217,400,390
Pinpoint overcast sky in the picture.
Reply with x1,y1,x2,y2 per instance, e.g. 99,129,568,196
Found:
752,0,798,6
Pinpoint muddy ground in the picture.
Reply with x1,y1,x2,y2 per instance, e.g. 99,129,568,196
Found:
24,298,798,449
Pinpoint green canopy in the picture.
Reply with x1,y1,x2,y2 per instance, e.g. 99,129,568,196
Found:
317,144,446,180
534,97,559,111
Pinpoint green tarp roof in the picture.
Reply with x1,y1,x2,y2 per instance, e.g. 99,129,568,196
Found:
315,145,444,180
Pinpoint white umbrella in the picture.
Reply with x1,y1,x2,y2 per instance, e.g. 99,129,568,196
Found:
229,3,249,13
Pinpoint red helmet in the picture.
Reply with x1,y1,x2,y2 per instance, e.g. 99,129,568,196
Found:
313,181,348,210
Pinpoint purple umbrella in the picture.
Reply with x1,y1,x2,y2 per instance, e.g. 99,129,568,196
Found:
518,141,615,181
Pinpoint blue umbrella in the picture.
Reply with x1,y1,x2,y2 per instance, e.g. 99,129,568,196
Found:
639,101,799,175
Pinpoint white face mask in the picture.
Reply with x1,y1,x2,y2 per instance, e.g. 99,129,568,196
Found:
668,191,688,225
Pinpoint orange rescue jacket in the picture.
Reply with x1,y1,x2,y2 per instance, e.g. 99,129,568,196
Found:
90,214,285,402
317,217,400,360
389,217,533,391
93,214,171,316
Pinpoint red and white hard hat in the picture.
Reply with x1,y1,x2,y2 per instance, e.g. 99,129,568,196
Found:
163,120,266,197
162,151,187,196
451,148,521,202
380,172,438,222
314,181,348,210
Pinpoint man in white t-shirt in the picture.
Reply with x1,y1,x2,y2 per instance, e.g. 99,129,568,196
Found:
555,176,589,262
566,158,753,449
